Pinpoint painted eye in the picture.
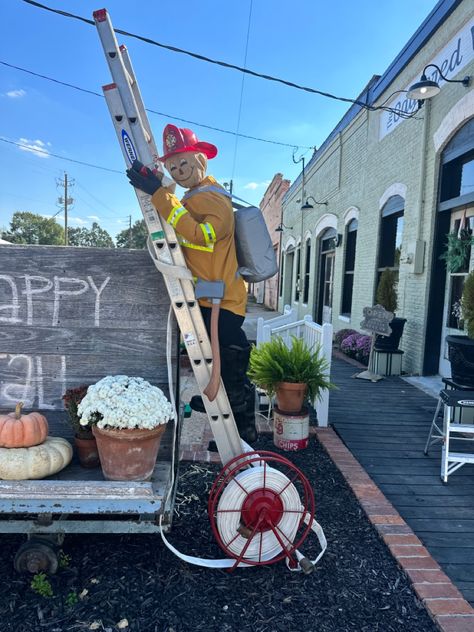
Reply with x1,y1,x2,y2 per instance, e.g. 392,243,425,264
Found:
169,164,177,171
180,159,188,167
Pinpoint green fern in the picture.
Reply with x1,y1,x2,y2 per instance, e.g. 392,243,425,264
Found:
441,230,473,273
248,335,334,402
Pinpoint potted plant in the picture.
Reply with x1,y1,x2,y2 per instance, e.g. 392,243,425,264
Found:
77,375,174,481
374,268,406,351
63,385,100,469
446,270,474,387
247,336,333,414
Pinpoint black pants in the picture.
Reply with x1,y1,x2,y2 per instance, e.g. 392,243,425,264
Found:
200,306,249,348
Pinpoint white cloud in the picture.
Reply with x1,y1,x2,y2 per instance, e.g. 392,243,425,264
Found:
18,137,51,158
87,215,100,222
244,181,271,190
6,89,26,98
68,217,88,226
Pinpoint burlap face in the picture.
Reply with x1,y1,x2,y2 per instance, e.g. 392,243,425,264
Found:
164,152,208,189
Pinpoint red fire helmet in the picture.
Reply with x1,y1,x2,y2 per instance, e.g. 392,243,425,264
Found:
159,124,218,162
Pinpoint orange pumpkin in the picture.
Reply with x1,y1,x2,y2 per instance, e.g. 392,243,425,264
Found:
0,402,49,448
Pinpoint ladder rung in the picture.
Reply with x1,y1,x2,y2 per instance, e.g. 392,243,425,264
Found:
449,424,474,433
446,452,474,463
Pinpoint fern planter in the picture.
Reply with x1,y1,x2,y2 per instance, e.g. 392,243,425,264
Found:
248,335,334,418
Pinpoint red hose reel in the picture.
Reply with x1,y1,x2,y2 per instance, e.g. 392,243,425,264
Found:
208,451,316,570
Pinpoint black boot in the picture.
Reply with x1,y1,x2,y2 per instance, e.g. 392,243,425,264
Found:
190,345,257,443
235,382,257,444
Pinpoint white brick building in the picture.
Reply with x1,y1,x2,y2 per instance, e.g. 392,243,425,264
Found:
278,0,474,376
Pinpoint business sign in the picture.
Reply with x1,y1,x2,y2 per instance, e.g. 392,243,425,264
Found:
360,305,394,336
380,18,474,140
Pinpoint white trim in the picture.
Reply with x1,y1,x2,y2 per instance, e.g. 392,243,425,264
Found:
343,206,360,225
314,213,338,238
338,315,351,323
283,236,296,252
303,229,312,242
379,183,407,210
433,90,474,152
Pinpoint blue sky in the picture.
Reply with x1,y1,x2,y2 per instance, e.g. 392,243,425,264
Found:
1,0,438,241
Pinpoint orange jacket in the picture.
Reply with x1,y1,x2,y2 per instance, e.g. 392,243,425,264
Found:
151,176,247,316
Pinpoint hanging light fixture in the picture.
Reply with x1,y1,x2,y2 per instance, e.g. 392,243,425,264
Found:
407,63,470,101
275,222,293,232
301,196,328,210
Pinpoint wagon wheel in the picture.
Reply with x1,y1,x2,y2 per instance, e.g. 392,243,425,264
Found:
208,451,315,569
14,540,59,574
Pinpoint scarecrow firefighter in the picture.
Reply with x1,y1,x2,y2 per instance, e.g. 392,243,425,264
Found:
126,124,257,444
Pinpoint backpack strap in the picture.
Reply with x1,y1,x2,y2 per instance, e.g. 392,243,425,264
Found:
182,185,232,202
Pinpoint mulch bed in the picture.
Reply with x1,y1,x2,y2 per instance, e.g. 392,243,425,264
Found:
0,435,437,632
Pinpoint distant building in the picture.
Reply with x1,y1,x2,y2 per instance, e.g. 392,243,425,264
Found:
248,174,290,310
279,0,474,376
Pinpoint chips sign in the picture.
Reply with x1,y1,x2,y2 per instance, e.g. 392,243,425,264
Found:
360,305,394,336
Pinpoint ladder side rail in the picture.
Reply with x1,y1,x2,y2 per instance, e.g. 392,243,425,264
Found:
94,10,174,186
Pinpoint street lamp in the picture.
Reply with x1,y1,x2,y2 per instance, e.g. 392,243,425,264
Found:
407,63,470,101
301,196,328,210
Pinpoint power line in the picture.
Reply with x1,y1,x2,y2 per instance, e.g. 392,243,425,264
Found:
231,0,253,190
0,60,312,150
0,137,123,174
19,0,419,120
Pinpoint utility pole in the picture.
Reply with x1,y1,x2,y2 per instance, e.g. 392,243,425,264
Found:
128,215,132,248
56,172,74,245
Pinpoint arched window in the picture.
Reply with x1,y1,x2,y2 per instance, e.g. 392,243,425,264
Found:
378,195,404,284
439,117,474,208
341,219,358,316
436,118,474,377
317,228,337,324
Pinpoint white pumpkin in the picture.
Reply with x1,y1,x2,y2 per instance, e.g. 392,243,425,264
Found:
0,436,73,480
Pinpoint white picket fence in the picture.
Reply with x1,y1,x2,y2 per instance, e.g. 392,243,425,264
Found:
256,309,333,427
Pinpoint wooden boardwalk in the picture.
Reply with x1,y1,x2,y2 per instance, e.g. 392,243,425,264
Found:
330,357,474,606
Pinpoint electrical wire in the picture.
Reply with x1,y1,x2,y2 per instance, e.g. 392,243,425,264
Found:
0,137,123,174
0,60,313,149
230,0,253,187
19,0,420,120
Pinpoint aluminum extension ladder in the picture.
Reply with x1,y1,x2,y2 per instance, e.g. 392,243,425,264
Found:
93,8,243,465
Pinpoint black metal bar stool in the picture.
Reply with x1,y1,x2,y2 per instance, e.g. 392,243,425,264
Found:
438,389,474,482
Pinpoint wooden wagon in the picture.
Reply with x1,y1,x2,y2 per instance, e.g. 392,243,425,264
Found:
0,245,180,572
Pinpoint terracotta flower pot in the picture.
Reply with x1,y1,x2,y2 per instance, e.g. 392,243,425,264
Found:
74,435,100,469
92,424,167,481
275,382,307,414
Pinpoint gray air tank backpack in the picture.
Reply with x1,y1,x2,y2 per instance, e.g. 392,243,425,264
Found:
181,185,278,283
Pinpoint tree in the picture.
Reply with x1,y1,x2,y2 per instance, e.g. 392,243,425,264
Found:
67,222,114,248
116,219,147,249
2,211,64,245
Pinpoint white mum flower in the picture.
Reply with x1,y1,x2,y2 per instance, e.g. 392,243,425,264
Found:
77,375,174,430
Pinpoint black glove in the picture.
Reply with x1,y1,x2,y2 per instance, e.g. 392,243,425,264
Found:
126,160,162,196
